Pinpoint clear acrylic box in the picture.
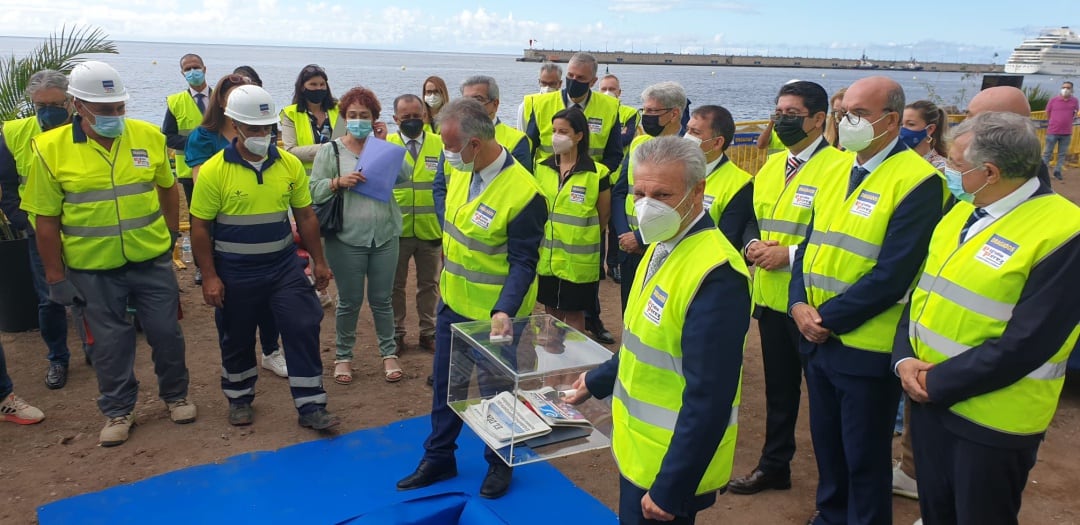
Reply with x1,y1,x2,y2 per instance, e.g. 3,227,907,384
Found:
448,314,615,467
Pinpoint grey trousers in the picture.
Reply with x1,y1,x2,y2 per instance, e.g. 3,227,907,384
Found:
69,253,189,417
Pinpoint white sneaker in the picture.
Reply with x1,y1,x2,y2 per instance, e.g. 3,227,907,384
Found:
318,290,334,308
913,520,923,525
892,462,919,500
1,393,44,425
261,350,288,377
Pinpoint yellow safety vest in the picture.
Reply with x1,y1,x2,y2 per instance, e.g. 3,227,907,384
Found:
622,134,655,231
388,132,444,240
909,194,1080,435
440,156,543,321
703,157,753,226
494,121,532,169
280,103,341,171
26,118,173,270
530,91,619,165
535,158,609,283
2,116,42,194
165,91,205,179
616,105,639,156
189,146,310,263
751,146,852,312
801,149,943,353
613,227,749,493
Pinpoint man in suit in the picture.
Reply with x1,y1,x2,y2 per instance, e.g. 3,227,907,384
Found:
790,76,945,525
567,136,750,524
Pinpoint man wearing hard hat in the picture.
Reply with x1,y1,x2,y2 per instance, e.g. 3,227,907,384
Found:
188,85,338,431
21,61,195,447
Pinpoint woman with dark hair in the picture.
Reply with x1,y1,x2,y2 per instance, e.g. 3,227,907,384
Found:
183,74,289,378
232,65,262,87
280,64,343,171
309,86,411,385
901,99,948,170
421,75,449,132
534,108,611,331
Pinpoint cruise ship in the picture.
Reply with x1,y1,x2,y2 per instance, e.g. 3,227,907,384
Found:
1005,27,1080,75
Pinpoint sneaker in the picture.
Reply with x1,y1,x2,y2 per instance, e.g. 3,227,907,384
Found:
99,414,135,447
318,290,334,308
261,350,288,377
892,462,919,500
228,403,254,426
913,520,923,525
194,267,203,285
298,407,340,430
167,398,197,424
1,393,45,425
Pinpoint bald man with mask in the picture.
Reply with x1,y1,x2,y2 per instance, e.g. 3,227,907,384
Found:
966,86,1052,186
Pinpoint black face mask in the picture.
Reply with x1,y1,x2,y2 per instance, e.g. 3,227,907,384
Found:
399,118,424,139
303,89,328,104
774,116,809,147
641,114,666,137
565,77,591,99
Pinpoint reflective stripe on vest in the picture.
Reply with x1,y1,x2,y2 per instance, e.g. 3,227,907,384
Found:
612,227,749,494
166,91,205,179
536,161,607,283
439,157,542,320
801,149,943,353
389,131,443,240
751,146,851,312
908,194,1080,435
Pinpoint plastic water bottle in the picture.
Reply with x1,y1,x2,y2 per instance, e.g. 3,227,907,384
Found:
181,235,193,263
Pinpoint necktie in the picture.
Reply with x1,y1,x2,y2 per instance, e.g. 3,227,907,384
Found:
407,140,419,160
785,156,805,186
643,243,670,284
195,93,206,114
959,208,989,243
572,103,583,111
468,173,484,201
847,166,869,197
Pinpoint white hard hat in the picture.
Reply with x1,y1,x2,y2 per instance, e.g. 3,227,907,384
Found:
67,61,129,103
224,85,278,126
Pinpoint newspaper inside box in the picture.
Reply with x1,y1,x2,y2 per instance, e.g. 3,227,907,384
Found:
449,314,615,467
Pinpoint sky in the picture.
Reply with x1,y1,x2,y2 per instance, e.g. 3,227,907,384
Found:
0,0,1075,64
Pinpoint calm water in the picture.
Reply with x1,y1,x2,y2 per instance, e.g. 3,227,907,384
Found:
0,38,1063,125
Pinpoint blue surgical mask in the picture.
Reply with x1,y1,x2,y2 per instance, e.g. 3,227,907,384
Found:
944,166,988,204
85,112,125,138
184,68,205,87
899,126,929,149
36,106,70,131
347,118,373,139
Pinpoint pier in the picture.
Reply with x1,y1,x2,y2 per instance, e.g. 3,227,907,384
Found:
519,49,1003,74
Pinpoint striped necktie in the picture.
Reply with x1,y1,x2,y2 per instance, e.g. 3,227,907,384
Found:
959,207,989,243
785,156,804,186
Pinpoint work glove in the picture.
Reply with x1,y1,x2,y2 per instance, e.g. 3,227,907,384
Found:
48,279,85,307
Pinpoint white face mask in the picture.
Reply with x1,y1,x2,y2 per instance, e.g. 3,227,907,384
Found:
238,129,271,158
1062,88,1073,97
424,93,444,109
682,134,703,148
634,190,692,244
838,113,890,152
551,133,574,155
600,89,618,99
444,144,474,172
539,85,555,94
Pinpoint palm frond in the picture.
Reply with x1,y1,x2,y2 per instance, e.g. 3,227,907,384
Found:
0,25,117,121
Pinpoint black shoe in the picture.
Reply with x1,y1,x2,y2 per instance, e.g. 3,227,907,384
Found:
228,404,254,426
45,362,68,389
1054,172,1064,181
607,266,622,283
587,320,616,345
727,468,792,495
426,374,434,387
479,463,513,499
397,459,458,490
298,407,340,430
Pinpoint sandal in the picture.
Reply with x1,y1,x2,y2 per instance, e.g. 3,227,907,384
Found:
383,356,403,383
334,362,353,385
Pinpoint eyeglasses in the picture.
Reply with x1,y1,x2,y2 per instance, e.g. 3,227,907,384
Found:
642,107,673,116
468,96,492,104
843,111,892,126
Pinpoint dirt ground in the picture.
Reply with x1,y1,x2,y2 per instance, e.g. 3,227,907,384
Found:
2,172,1080,525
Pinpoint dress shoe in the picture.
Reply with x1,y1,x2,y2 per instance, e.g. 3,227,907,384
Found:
587,320,616,345
397,460,458,490
479,463,513,499
607,265,622,283
45,362,68,390
727,468,792,495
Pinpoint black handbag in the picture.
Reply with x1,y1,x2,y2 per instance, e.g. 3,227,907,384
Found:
313,141,344,234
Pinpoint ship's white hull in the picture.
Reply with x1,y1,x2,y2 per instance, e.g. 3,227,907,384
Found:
1005,62,1080,75
1005,27,1080,76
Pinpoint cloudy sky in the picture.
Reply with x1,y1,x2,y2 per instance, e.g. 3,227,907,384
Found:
0,0,1074,63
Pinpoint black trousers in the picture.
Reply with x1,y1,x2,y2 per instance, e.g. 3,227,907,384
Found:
755,307,805,474
910,402,1039,525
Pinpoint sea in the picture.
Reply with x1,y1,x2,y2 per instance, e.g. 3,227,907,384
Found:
0,37,1065,126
